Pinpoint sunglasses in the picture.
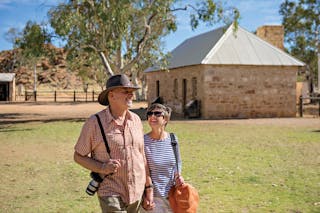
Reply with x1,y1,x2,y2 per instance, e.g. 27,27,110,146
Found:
147,111,164,117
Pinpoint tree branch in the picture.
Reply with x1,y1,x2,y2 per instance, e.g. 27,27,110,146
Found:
122,12,157,73
98,51,114,76
169,6,188,12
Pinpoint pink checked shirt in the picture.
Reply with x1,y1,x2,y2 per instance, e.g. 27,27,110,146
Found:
74,107,146,204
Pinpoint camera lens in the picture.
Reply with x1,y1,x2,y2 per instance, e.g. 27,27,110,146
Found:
86,179,100,196
85,172,104,196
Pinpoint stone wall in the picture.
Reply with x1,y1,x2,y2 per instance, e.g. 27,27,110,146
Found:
256,25,284,50
202,65,297,119
146,65,204,116
9,76,15,101
146,64,298,119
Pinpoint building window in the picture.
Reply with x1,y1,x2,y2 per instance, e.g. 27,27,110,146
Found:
192,77,197,98
182,79,187,108
173,79,178,98
156,80,160,97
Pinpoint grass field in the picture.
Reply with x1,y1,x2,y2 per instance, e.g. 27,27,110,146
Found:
0,120,319,213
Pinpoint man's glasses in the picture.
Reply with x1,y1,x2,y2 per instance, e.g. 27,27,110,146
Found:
147,111,164,117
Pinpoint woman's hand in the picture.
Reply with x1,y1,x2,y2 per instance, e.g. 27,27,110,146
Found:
175,173,185,186
142,188,155,211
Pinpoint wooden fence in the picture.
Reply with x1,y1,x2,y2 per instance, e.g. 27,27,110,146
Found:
20,90,99,102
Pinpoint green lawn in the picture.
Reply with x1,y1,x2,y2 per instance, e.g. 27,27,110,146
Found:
0,120,319,212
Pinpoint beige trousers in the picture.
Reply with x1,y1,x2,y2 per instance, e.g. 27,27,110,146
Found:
98,196,142,213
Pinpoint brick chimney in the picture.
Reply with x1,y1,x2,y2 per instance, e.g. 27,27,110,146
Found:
256,25,284,50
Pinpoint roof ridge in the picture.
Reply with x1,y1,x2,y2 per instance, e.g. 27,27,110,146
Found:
251,28,304,65
170,24,229,53
202,24,234,64
239,26,305,66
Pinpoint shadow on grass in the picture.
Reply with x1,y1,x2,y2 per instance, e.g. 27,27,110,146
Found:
131,108,202,121
0,113,42,119
0,108,201,128
0,118,86,130
0,128,34,132
0,107,203,128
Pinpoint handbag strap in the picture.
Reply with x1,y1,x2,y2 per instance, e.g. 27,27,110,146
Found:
170,133,179,173
95,114,111,156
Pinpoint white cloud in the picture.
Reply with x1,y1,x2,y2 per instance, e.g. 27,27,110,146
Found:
0,0,12,9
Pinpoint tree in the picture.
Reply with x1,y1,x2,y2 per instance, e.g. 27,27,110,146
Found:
13,21,51,98
48,0,239,98
66,49,108,91
4,28,20,72
279,0,320,91
48,0,239,100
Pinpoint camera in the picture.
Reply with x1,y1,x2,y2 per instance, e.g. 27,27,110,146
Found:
86,172,104,196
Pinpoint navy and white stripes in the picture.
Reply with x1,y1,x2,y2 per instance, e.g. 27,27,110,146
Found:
144,133,182,198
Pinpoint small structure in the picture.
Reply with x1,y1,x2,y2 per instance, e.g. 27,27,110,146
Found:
0,73,16,101
256,25,284,50
145,24,305,119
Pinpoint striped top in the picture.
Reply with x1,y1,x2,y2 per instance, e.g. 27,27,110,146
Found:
144,133,182,198
74,107,146,204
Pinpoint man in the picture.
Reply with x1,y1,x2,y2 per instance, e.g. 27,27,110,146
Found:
74,74,150,213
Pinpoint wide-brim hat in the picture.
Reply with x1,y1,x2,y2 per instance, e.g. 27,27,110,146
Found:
98,74,140,106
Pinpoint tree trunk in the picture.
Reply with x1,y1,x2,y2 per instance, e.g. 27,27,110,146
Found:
98,51,114,76
33,64,37,92
116,44,122,71
317,52,320,91
141,75,147,101
131,71,141,101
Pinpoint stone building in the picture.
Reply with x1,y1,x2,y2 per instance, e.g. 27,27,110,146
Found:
0,73,16,101
145,24,305,119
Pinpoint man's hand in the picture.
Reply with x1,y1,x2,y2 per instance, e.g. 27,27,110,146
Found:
100,159,121,175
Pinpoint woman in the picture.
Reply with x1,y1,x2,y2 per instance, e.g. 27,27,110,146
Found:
141,103,184,213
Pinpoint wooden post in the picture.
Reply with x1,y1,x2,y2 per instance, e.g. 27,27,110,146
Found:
33,91,37,102
85,91,88,102
25,91,27,101
299,95,303,117
54,91,57,102
73,90,76,102
92,90,94,102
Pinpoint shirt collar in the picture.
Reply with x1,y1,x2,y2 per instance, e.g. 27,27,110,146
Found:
105,106,133,124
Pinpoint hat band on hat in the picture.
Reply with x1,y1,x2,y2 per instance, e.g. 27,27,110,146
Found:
98,74,140,106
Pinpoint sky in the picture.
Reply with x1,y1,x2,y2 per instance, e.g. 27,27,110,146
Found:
0,0,284,53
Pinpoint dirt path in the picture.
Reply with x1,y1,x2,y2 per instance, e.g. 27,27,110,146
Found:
0,102,147,124
0,102,319,127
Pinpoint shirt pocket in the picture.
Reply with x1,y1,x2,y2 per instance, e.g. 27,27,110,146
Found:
106,130,125,154
92,142,110,162
130,128,144,150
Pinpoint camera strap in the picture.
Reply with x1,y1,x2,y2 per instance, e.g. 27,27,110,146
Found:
95,114,111,156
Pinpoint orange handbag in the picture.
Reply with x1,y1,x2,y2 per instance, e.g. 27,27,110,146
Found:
168,133,199,213
168,183,199,213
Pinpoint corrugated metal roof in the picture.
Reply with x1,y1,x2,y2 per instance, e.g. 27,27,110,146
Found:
146,24,305,72
0,73,15,82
